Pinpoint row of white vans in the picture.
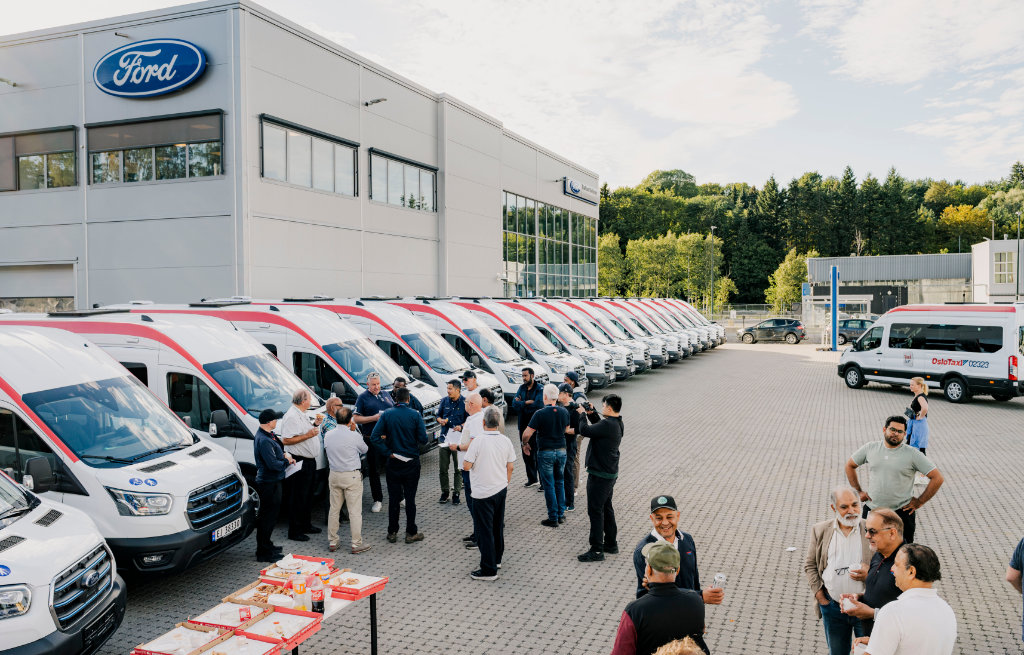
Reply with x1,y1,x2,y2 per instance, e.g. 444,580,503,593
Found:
0,295,720,654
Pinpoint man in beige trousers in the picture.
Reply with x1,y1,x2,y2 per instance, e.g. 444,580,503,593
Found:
324,407,370,554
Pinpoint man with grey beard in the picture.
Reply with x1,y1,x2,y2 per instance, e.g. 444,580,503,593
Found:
804,486,872,655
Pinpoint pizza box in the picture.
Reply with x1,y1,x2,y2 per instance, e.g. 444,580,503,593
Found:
131,622,226,655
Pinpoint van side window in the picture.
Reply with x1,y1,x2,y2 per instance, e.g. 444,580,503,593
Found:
442,335,491,372
537,327,562,351
889,322,1002,353
0,408,20,475
497,330,529,358
859,326,883,351
377,340,431,384
263,344,278,357
0,409,60,481
293,352,353,402
121,362,149,386
167,372,230,433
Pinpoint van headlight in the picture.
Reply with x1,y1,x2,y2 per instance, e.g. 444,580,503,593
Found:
582,354,600,366
0,585,31,619
504,370,521,383
106,487,173,516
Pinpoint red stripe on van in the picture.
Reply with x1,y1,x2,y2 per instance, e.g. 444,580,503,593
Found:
0,373,79,462
0,319,246,413
131,309,359,387
450,302,536,355
888,305,1015,313
287,304,432,370
495,301,570,348
578,300,642,336
389,302,491,359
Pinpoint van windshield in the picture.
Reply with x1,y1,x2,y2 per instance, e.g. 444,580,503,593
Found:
547,320,588,348
206,353,322,417
0,472,35,525
464,327,521,363
401,331,470,375
628,316,655,336
509,324,559,355
576,319,612,345
23,376,195,468
324,339,407,385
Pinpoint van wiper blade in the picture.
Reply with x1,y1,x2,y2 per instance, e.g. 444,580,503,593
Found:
128,443,190,461
0,505,32,522
80,453,136,464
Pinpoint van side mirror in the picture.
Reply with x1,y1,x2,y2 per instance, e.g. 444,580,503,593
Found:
210,409,229,437
469,354,482,367
181,415,192,428
331,382,348,398
408,365,423,380
23,457,54,494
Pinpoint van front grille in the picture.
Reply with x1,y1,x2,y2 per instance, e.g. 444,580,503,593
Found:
423,400,440,433
187,475,244,531
490,385,505,406
52,545,113,629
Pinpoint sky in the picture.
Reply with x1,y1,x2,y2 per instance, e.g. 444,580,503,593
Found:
5,0,1024,190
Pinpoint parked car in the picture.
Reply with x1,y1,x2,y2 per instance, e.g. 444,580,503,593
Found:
835,318,875,345
737,318,806,344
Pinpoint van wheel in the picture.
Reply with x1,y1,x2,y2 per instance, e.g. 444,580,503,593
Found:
836,334,847,345
992,392,1013,402
785,333,799,344
943,377,971,403
844,366,865,389
741,333,754,344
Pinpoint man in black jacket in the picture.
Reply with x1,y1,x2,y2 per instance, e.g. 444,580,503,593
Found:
511,367,544,487
369,387,429,544
576,393,624,562
253,409,294,562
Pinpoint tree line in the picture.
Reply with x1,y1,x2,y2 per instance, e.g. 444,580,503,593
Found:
598,162,1024,306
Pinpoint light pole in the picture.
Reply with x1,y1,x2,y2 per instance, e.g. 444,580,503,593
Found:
1017,210,1021,303
709,226,717,316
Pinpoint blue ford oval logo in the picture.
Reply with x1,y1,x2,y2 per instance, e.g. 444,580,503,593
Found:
82,570,101,588
569,180,581,194
212,491,229,504
93,39,207,98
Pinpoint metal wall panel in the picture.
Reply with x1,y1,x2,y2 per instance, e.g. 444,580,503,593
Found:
808,254,971,283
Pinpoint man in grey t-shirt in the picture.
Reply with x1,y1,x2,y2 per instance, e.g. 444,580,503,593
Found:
845,415,944,543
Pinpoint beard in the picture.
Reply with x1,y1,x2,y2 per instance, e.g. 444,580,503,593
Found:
836,512,860,528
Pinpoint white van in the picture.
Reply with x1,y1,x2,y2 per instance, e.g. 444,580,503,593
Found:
649,299,717,348
387,299,550,401
606,299,688,359
663,298,726,344
0,325,253,576
496,300,613,389
106,301,443,436
446,298,588,384
0,311,323,487
532,298,635,381
632,298,711,351
0,468,126,654
579,300,668,367
555,299,652,372
838,304,1024,403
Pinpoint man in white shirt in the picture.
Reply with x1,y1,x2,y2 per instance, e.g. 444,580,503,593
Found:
279,388,323,541
456,393,484,549
324,407,369,554
463,406,515,581
855,543,957,655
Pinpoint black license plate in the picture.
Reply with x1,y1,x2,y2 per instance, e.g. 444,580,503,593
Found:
82,605,119,652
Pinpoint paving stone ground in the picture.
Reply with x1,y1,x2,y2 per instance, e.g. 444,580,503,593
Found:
101,342,1024,654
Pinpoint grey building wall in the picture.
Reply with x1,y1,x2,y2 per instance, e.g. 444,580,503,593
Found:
807,253,972,284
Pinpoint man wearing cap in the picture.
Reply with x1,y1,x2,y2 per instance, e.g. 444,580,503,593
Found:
611,541,709,655
254,409,295,562
632,496,725,606
461,370,481,395
557,383,582,512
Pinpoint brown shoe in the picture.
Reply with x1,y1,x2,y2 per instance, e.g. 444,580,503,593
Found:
351,544,372,554
405,532,425,543
328,544,338,552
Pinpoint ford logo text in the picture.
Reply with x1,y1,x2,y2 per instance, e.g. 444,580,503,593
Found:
94,39,207,98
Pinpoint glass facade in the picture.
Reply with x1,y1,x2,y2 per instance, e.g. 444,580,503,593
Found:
502,191,597,297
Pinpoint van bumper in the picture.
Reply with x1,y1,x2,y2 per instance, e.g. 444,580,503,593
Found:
2,576,127,655
968,378,1023,396
587,373,612,389
107,499,255,574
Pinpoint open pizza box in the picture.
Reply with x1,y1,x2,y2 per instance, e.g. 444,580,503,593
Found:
131,622,227,655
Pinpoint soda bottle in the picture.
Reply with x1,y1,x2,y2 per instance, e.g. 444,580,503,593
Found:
309,573,325,614
317,560,331,586
292,573,308,611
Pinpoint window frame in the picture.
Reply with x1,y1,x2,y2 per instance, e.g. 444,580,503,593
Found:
259,114,359,197
0,125,78,192
367,147,437,212
995,251,1015,285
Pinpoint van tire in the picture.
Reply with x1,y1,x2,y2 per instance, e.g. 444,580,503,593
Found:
785,333,800,344
844,366,865,389
741,333,754,344
992,392,1013,402
942,377,970,403
837,334,847,345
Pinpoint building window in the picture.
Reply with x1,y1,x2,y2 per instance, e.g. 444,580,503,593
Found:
0,128,76,192
369,151,436,211
995,251,1015,284
502,191,598,298
260,116,357,197
86,112,222,184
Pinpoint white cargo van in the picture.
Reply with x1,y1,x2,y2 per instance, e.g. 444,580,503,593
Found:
0,311,322,487
556,300,652,372
646,299,715,349
579,300,668,367
631,298,710,351
0,468,126,655
532,299,635,381
606,299,688,359
106,301,443,436
387,299,550,401
838,304,1024,403
663,298,726,344
0,325,253,575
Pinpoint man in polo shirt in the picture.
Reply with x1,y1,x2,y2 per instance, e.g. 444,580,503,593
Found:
436,379,467,505
840,508,905,635
511,367,544,487
854,543,956,655
1007,536,1024,643
631,496,724,605
522,383,569,527
279,388,323,542
354,373,395,514
391,377,423,413
845,415,944,543
611,542,708,655
369,386,428,544
463,405,516,580
456,392,484,549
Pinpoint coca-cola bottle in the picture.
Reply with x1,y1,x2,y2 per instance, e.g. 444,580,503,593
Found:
309,572,325,614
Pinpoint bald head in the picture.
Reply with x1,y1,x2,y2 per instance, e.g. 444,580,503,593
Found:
465,392,482,414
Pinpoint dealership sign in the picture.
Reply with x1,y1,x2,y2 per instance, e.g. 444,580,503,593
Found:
94,39,207,98
563,177,599,205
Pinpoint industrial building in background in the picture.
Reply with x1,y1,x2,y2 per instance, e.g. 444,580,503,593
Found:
0,0,599,311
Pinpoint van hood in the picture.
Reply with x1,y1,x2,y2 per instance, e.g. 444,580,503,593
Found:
0,500,105,584
93,441,241,499
409,383,443,406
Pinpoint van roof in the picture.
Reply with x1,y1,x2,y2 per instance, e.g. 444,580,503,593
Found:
888,304,1017,314
0,326,128,395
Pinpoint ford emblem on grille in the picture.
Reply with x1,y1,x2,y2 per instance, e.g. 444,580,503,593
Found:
212,490,229,503
82,570,101,588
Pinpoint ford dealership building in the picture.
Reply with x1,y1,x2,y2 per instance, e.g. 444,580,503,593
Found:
0,0,599,310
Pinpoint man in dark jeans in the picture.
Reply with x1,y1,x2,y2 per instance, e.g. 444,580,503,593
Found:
511,367,544,487
253,409,294,562
354,373,395,514
369,386,429,544
522,383,570,527
577,394,624,562
558,383,582,512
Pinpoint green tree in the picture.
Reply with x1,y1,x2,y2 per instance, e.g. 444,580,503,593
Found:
1010,161,1024,188
597,233,625,296
937,204,989,252
765,248,817,311
638,169,698,198
979,188,1024,238
714,276,738,311
752,175,785,251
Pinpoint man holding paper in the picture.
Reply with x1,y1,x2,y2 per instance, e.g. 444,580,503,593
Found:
463,406,516,580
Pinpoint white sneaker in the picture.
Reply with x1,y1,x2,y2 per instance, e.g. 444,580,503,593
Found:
371,501,382,513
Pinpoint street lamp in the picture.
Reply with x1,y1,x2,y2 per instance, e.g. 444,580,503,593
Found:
1017,210,1022,303
709,226,717,316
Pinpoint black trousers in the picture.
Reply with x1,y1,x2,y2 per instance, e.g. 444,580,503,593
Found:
863,504,917,543
471,487,507,576
563,438,577,508
285,457,316,537
365,437,384,503
587,475,617,550
254,479,282,555
519,427,538,484
385,457,420,535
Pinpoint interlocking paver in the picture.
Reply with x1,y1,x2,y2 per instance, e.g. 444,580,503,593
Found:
98,342,1024,654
